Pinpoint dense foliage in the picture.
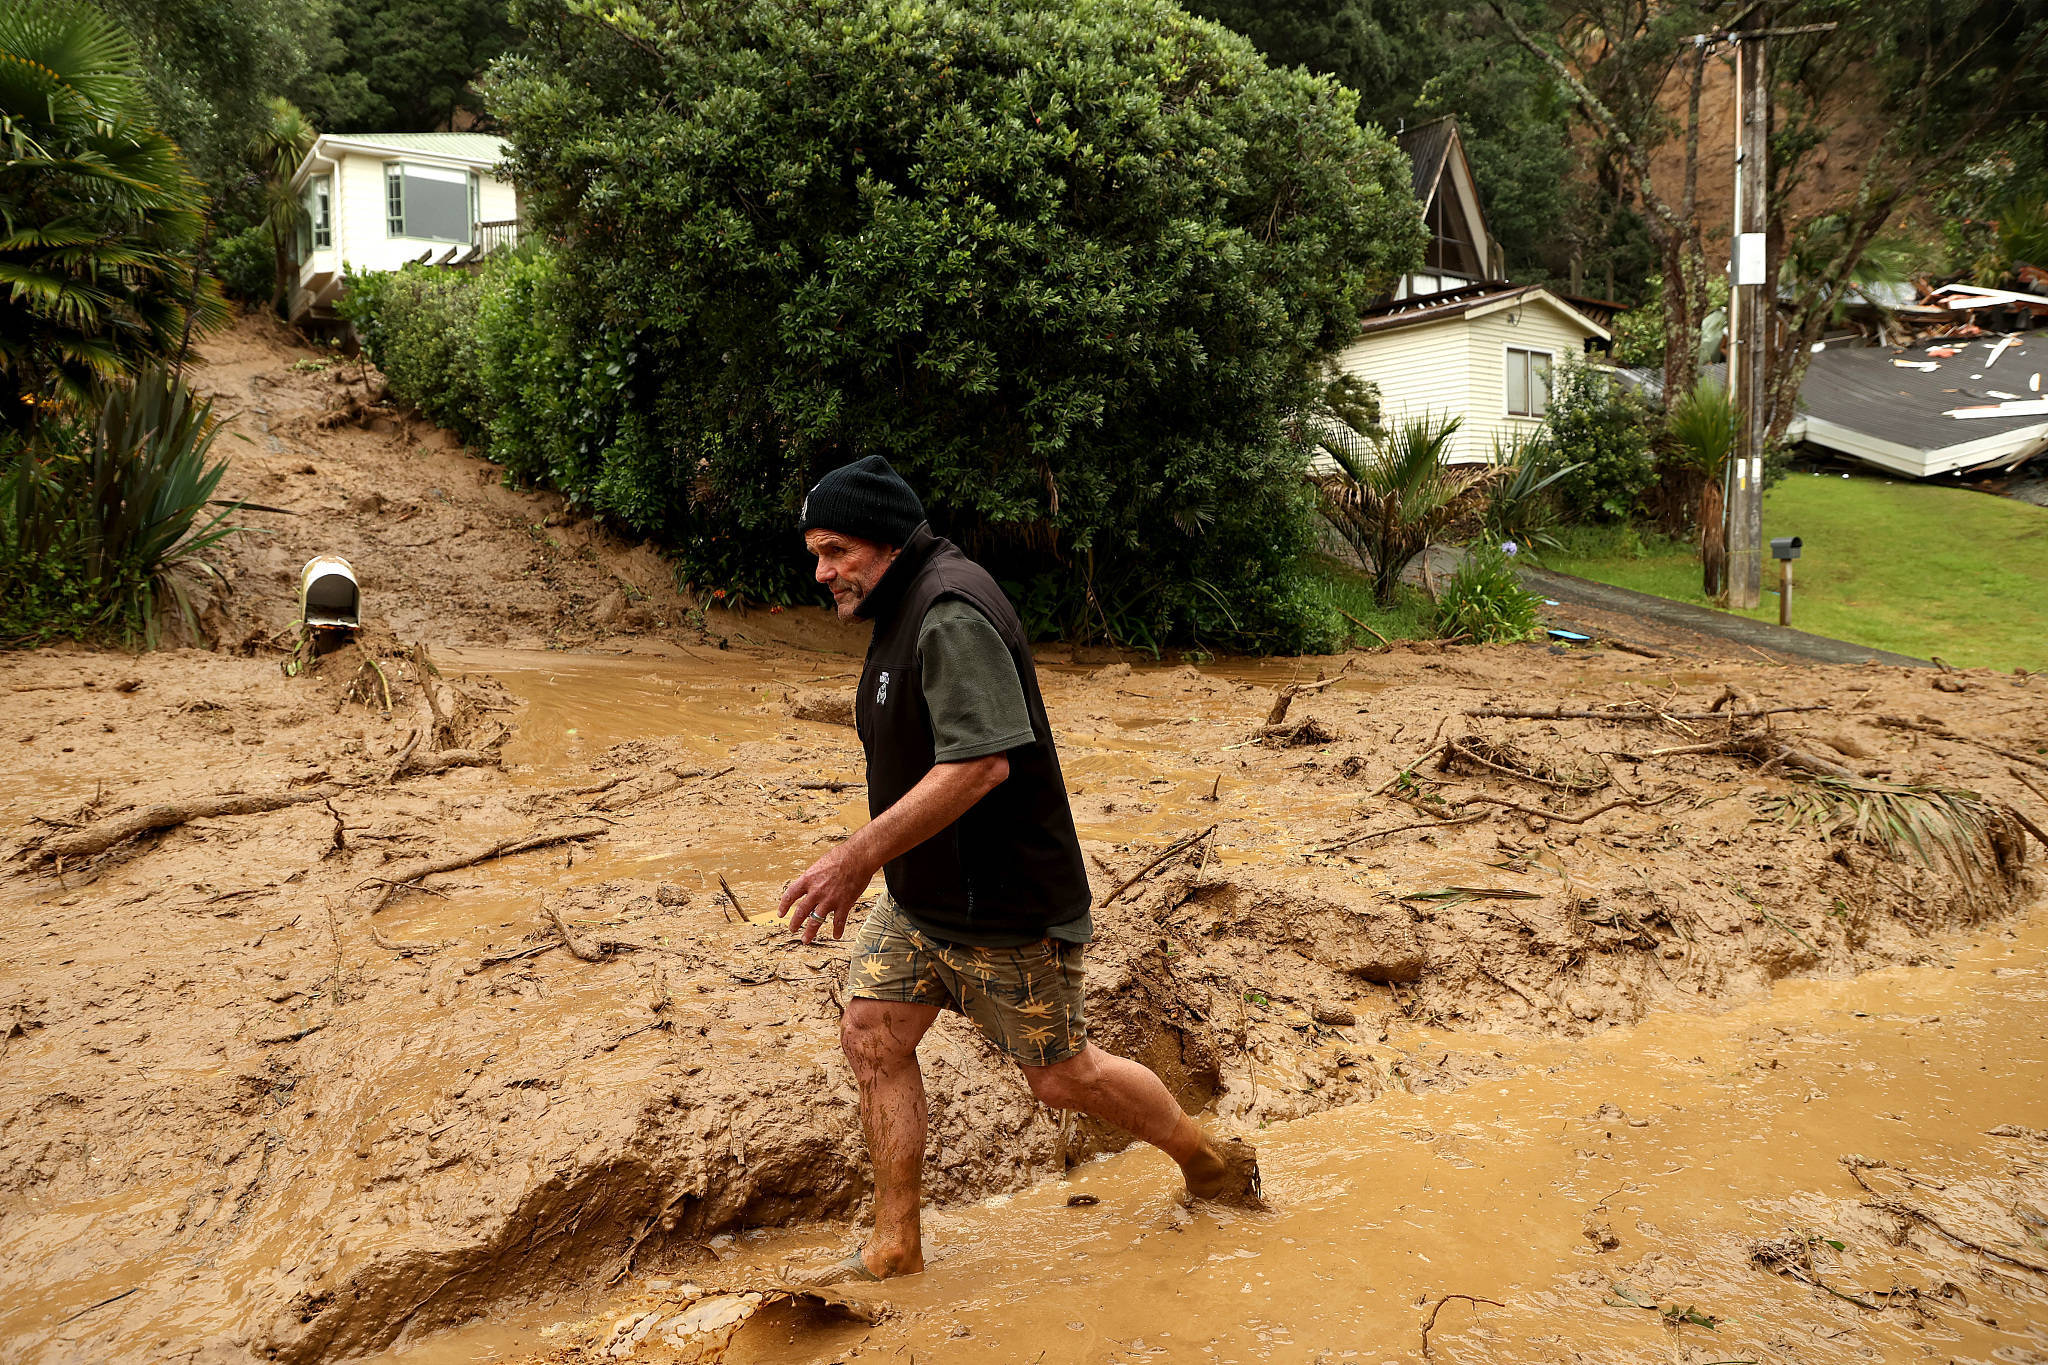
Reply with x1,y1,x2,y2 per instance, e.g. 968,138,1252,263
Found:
475,0,1421,647
1541,358,1655,523
1,366,239,644
294,0,516,133
0,1,228,423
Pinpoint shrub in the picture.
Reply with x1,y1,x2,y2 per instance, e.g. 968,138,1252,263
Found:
486,0,1426,649
336,264,492,444
1543,357,1657,523
1315,413,1485,605
1434,543,1541,644
1478,429,1579,558
0,365,241,645
213,221,277,305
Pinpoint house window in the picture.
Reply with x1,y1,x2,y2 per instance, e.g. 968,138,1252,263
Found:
296,175,331,257
385,163,473,242
1505,347,1552,418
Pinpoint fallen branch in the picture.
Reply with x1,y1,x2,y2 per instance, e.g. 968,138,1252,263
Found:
1101,825,1217,905
1421,1294,1504,1357
545,901,648,962
1602,639,1665,659
1315,811,1487,854
30,783,350,864
1265,660,1356,726
359,821,609,911
1462,704,1827,722
474,941,563,968
1454,792,1681,826
1644,734,1860,779
1875,1198,2048,1275
393,747,502,778
1370,732,1450,797
1335,608,1392,649
1438,735,1607,793
1880,715,2048,773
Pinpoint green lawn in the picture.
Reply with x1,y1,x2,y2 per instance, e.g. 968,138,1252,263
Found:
1543,473,2048,672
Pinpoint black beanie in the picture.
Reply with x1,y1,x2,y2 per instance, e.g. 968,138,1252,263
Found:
798,455,925,546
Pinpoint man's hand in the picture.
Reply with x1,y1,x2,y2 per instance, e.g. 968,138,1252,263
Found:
781,842,875,945
778,752,1010,946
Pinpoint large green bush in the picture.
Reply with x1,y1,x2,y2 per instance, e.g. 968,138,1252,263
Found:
1543,357,1657,523
478,0,1423,646
337,264,493,444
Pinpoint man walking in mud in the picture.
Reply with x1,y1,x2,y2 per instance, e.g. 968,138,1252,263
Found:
780,455,1261,1285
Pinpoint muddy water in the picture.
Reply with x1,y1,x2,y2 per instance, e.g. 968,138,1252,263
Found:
386,905,2048,1365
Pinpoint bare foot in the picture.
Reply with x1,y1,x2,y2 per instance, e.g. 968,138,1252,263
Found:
1183,1135,1266,1210
787,1243,923,1287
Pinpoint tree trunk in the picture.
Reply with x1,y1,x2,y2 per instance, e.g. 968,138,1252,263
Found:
1698,475,1725,598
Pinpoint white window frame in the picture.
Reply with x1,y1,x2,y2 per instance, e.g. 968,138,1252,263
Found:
311,175,331,250
1504,345,1553,419
384,161,476,243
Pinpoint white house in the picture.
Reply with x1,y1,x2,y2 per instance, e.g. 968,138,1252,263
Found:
286,132,521,324
1323,118,1612,466
1334,283,1612,465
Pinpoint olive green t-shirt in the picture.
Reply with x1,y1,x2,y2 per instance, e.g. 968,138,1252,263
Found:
895,598,1093,947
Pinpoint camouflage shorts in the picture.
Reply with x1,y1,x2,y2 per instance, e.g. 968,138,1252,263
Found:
848,898,1088,1067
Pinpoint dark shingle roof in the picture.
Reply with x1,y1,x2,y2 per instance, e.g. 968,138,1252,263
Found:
1396,117,1455,207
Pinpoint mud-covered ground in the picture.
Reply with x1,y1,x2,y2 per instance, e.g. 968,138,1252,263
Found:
2,318,2046,1364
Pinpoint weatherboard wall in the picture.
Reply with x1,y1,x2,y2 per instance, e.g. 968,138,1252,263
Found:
1333,326,1474,461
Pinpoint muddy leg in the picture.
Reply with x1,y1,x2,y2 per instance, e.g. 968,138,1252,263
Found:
1020,1043,1263,1209
840,999,942,1275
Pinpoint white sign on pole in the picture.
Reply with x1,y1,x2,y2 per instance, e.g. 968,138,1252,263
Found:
1736,233,1768,286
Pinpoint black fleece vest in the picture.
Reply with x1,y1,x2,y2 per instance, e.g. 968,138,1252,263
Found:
853,525,1091,938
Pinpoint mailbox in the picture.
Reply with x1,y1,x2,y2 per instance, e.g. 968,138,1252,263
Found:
300,555,360,631
1770,536,1802,561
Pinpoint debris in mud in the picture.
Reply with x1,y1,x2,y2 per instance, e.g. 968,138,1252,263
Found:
1260,716,1339,748
1437,735,1608,793
585,1283,883,1362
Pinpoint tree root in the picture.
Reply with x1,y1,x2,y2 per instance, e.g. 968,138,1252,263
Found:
29,783,351,865
1420,1294,1503,1358
359,822,610,911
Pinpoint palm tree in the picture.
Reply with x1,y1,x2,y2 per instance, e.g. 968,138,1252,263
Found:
1664,378,1736,597
252,97,315,316
1316,412,1488,606
0,0,228,426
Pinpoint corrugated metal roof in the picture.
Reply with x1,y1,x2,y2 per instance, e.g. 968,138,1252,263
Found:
1356,281,1533,335
325,132,509,163
1800,334,2048,454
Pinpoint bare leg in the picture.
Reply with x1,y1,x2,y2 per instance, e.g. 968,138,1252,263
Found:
839,999,942,1275
1020,1043,1262,1207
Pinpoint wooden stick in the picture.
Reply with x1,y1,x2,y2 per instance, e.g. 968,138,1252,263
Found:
1370,742,1446,797
32,783,350,863
1420,1294,1504,1358
1264,660,1356,726
716,873,745,923
1315,811,1487,854
1455,792,1682,826
1462,704,1827,721
359,821,609,910
1336,607,1392,649
1100,825,1217,905
1880,715,2048,772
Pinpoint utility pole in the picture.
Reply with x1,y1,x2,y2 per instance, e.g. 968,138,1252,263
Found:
1722,11,1769,610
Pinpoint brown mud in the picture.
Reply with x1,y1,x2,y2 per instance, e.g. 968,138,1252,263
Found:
2,317,2046,1363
